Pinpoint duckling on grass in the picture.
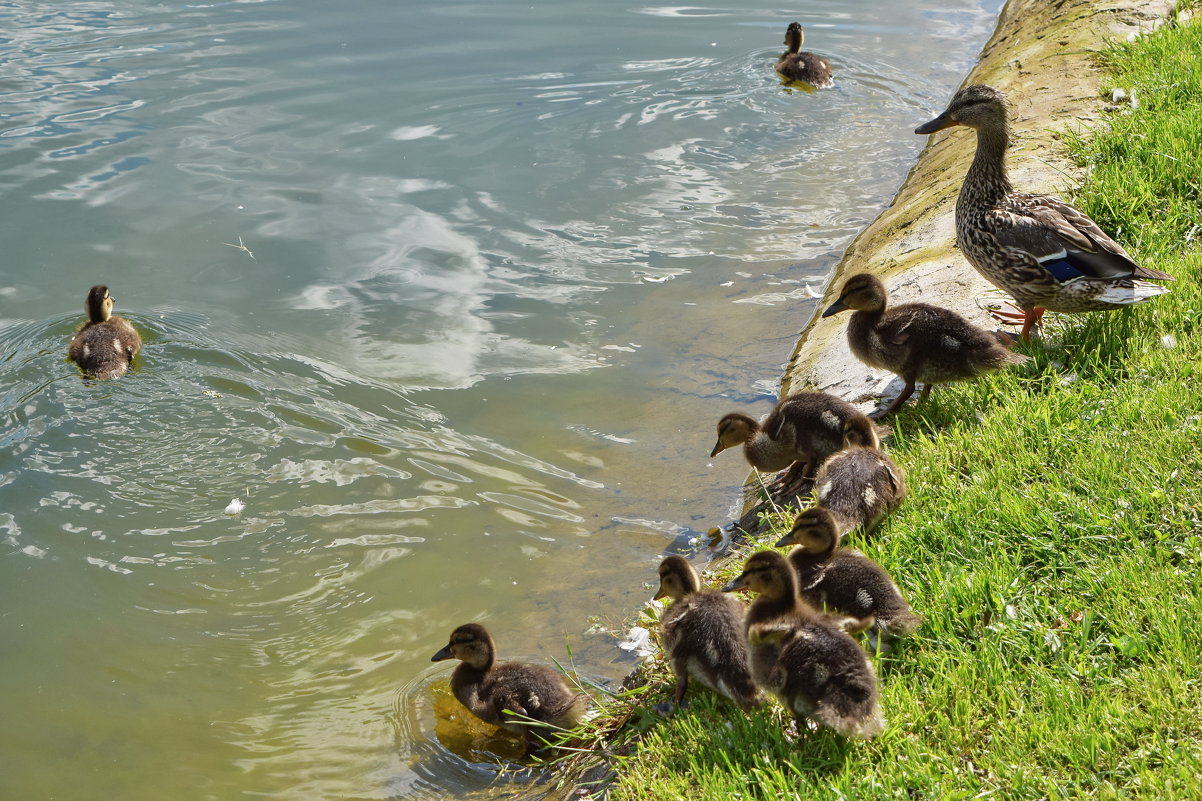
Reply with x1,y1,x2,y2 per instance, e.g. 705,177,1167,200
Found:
712,391,885,486
822,272,1028,418
653,555,761,712
722,551,883,738
431,623,588,754
777,507,922,649
776,22,833,89
811,414,906,535
915,84,1173,340
68,285,142,380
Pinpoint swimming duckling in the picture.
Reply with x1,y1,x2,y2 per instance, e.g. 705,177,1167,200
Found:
68,285,142,380
431,623,589,754
653,555,761,712
777,507,922,646
722,551,883,738
776,22,833,89
822,273,1028,418
811,414,906,535
712,391,883,484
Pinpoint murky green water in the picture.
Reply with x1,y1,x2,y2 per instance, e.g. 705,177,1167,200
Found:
0,1,1001,798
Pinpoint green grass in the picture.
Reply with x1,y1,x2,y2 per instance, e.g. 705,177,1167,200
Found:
596,10,1202,801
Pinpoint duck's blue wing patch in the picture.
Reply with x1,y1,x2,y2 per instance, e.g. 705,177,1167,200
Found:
1040,256,1087,283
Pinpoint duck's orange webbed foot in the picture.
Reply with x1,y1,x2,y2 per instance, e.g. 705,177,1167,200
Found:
988,301,1045,341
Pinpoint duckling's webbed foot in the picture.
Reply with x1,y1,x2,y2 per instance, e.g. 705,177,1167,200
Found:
672,676,689,706
870,380,917,419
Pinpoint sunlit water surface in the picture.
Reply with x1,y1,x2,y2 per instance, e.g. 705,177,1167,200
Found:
0,1,1002,798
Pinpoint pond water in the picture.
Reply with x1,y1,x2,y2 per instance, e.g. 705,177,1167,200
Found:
0,1,1002,798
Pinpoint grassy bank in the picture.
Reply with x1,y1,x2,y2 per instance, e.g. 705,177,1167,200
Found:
596,9,1202,801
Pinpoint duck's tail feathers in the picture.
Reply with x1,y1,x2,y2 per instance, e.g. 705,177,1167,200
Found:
813,668,884,738
990,331,1030,365
1134,264,1175,282
1096,280,1171,306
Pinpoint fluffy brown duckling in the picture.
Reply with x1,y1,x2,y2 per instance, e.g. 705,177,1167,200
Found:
711,391,884,484
722,551,883,738
653,555,761,712
822,273,1028,418
68,285,142,380
776,22,833,89
431,623,588,754
777,507,922,647
811,414,906,535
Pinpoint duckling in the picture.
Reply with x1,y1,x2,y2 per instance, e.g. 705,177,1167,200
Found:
776,22,833,89
68,285,142,380
653,555,761,712
722,551,883,738
822,273,1028,418
712,391,884,484
811,414,906,535
777,507,922,646
431,623,588,754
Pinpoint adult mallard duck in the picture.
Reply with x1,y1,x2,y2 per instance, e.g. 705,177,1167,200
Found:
822,273,1028,418
431,623,589,754
711,391,885,483
810,415,906,535
775,22,833,89
68,285,142,380
915,84,1173,339
777,507,922,648
653,555,761,712
722,551,883,738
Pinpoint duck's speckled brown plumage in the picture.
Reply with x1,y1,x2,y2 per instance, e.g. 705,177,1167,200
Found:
654,555,761,711
712,391,886,480
68,285,141,380
431,623,588,753
810,415,906,534
777,507,922,642
775,22,832,89
916,84,1173,338
823,273,1028,417
723,551,883,738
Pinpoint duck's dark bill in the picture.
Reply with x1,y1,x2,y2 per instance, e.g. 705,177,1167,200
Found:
915,114,955,135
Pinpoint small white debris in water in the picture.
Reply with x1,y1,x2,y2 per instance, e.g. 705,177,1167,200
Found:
618,626,657,658
803,284,822,298
223,498,245,515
